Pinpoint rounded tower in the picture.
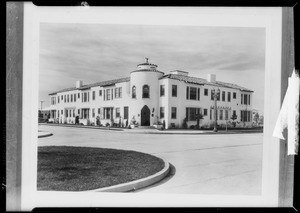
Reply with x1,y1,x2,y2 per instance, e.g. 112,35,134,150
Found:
129,58,164,126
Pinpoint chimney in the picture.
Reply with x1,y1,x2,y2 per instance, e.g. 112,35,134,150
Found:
76,80,83,88
207,74,216,83
170,70,189,76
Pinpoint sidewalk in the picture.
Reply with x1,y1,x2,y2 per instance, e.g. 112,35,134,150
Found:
39,123,263,135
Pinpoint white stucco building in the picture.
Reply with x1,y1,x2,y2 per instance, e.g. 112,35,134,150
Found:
48,60,253,129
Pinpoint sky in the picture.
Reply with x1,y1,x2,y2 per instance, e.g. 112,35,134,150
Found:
39,23,265,113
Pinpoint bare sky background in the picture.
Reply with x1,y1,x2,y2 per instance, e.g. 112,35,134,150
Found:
39,23,265,113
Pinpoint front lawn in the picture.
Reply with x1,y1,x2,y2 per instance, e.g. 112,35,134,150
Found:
37,146,165,191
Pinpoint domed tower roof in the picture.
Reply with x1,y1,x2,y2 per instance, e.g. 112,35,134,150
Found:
131,58,164,74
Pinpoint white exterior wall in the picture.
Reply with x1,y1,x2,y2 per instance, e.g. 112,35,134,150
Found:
129,70,164,126
48,71,253,129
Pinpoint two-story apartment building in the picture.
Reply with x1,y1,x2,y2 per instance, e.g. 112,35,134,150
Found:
48,60,253,129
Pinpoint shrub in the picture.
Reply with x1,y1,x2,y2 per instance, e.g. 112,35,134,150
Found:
105,122,110,127
182,118,188,129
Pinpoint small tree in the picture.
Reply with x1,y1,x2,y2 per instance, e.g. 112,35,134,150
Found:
253,112,259,126
182,118,188,129
195,113,204,129
230,114,238,127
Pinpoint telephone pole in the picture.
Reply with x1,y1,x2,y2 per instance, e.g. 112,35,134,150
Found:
212,88,220,132
40,101,44,110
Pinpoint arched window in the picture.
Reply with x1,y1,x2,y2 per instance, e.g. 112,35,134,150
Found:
132,86,136,98
142,85,150,98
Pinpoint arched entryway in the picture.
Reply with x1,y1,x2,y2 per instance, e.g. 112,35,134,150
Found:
141,105,150,126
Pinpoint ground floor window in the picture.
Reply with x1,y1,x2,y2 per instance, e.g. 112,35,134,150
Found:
171,107,177,119
225,110,228,120
160,107,165,119
92,109,95,118
186,107,201,121
124,106,129,119
241,110,251,122
219,109,223,120
104,107,113,120
82,109,89,119
116,107,120,118
204,108,208,116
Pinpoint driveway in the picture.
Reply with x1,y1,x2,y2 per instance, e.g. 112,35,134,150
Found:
38,125,262,195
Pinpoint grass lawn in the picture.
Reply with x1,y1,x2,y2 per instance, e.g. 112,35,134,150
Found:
37,146,165,191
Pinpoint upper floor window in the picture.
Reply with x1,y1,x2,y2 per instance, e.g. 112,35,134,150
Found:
222,91,225,101
57,96,60,104
99,90,102,96
115,87,122,98
204,88,208,96
233,92,236,99
78,93,80,98
82,92,89,102
172,85,177,97
92,91,95,100
227,92,231,102
74,94,76,102
186,86,199,100
71,94,73,102
132,86,136,99
142,85,150,98
160,85,165,97
106,89,111,100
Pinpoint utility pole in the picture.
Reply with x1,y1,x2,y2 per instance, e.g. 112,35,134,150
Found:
212,88,220,132
40,101,44,110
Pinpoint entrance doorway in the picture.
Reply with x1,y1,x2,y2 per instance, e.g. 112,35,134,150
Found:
141,105,150,126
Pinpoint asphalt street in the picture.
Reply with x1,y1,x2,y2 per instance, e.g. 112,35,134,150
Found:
38,125,263,195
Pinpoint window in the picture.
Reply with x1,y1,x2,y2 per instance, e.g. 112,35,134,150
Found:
248,94,251,105
233,92,236,99
160,85,165,97
115,87,122,98
240,110,251,122
71,94,73,102
143,85,150,98
160,107,165,119
78,93,80,98
78,109,80,115
105,108,111,119
225,110,228,120
172,85,177,97
211,90,214,100
61,95,63,100
190,87,197,100
64,95,66,103
61,110,63,114
227,92,231,102
124,106,129,119
106,89,111,100
92,109,95,118
132,86,136,98
98,108,100,115
244,94,248,105
57,96,59,104
186,108,201,121
220,110,223,120
67,95,69,102
171,107,177,119
92,91,95,100
66,110,68,117
116,108,120,118
82,109,89,119
233,110,236,116
222,91,225,101
187,86,198,100
204,88,208,96
74,94,76,102
111,89,113,100
210,109,212,120
73,110,75,117
241,94,243,104
204,108,208,116
103,90,105,100
99,90,102,96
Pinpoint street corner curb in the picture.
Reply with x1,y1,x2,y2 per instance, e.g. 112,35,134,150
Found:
86,158,171,193
38,132,53,138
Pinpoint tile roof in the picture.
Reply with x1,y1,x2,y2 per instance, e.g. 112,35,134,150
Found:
49,77,130,95
160,74,253,92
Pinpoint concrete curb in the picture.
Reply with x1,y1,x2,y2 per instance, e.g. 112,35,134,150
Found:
38,132,53,138
85,158,170,193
